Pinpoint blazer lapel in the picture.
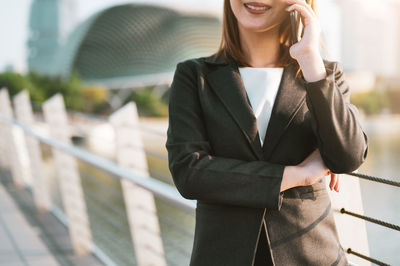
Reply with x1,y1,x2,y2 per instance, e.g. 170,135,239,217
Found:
204,53,306,161
261,63,307,161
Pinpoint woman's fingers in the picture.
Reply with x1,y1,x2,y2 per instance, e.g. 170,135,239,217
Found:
329,172,336,190
284,0,322,61
285,0,315,17
330,173,336,191
329,173,340,192
285,4,313,26
334,174,340,192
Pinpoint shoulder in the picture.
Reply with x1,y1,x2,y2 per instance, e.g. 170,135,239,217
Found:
177,57,203,68
173,57,204,79
170,56,210,90
175,55,210,70
175,52,229,70
173,53,223,80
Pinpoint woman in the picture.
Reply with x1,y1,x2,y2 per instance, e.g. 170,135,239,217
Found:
165,0,368,265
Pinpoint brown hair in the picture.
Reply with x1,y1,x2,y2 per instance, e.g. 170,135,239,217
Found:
214,0,328,79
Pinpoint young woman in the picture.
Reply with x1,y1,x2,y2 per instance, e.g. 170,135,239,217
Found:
165,0,368,265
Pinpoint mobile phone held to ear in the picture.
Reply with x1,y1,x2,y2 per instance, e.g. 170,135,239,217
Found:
290,10,299,45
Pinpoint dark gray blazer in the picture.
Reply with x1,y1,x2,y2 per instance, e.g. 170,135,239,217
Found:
165,52,368,266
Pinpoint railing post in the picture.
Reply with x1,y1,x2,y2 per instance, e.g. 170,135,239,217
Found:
327,171,371,265
0,88,32,188
13,90,52,212
110,102,167,266
0,88,11,170
42,93,93,255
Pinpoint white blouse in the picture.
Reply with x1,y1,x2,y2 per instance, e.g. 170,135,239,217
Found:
238,67,284,147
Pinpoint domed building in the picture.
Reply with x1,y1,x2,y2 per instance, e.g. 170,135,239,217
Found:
28,2,222,89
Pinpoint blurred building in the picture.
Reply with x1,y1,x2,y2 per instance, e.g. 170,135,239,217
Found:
27,0,78,75
335,0,400,77
318,0,400,92
27,2,222,89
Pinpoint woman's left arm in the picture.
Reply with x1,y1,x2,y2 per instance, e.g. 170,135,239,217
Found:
302,58,368,174
286,0,369,174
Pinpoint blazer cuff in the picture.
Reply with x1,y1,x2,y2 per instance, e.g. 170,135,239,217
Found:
274,169,285,211
300,62,336,99
261,163,285,211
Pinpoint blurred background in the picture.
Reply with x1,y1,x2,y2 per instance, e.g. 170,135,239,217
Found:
0,0,399,265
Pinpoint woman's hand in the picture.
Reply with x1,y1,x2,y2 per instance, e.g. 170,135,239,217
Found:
284,0,321,60
281,149,328,192
284,0,327,83
297,148,329,186
298,148,340,192
280,148,340,192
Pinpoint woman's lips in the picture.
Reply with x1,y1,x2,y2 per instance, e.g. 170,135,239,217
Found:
244,2,271,14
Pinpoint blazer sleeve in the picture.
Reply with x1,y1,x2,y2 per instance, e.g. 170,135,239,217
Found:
165,61,286,210
302,61,369,174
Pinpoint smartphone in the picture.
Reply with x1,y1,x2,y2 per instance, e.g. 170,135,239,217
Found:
290,10,300,45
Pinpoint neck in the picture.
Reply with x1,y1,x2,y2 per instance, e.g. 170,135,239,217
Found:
238,25,281,68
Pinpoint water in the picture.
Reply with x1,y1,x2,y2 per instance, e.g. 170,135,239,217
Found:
357,115,400,265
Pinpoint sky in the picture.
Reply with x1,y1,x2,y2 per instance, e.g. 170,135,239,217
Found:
0,0,223,73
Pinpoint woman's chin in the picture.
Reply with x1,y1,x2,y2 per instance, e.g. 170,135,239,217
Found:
239,22,274,33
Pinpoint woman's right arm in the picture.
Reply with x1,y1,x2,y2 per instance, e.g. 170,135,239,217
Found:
166,61,304,211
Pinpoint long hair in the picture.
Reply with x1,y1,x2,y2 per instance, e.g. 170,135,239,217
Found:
214,0,327,79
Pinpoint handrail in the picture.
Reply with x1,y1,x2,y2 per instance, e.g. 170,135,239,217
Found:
340,208,400,232
346,172,400,187
67,109,167,137
0,115,196,215
346,248,390,266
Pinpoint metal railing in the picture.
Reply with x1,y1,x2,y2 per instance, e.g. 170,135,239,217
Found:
0,116,194,214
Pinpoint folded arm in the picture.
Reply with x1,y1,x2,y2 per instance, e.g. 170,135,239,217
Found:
302,61,369,174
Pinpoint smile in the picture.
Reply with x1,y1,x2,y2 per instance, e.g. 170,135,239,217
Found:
244,2,271,14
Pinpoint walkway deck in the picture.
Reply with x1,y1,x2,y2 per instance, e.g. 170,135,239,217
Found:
0,171,104,266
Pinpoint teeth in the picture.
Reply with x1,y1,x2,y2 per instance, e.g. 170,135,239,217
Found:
245,4,269,10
